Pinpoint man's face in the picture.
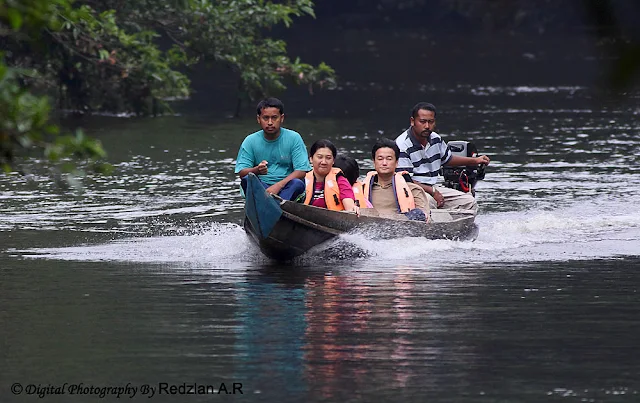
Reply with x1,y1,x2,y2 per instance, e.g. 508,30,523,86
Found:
257,107,284,135
410,109,436,140
374,147,398,176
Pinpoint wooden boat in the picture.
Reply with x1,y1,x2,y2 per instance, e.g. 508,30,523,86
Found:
243,173,478,261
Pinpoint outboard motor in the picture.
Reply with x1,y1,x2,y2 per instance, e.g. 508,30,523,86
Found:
440,141,486,197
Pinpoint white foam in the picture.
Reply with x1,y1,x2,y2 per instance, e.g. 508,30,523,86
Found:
11,193,640,266
17,223,261,266
309,196,640,265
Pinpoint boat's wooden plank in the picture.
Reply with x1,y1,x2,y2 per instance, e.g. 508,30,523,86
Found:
280,210,342,235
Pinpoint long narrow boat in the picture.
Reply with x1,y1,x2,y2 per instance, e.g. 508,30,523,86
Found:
243,173,478,261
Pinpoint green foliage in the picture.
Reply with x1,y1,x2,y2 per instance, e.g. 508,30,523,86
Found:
179,0,337,101
1,0,109,173
1,0,334,173
72,0,337,109
20,3,193,114
0,54,109,174
3,0,335,116
1,0,70,31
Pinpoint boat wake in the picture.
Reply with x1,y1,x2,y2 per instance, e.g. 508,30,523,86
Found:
13,194,640,266
14,223,265,267
320,197,640,265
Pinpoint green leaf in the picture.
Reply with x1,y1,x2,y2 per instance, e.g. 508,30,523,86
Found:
7,8,24,30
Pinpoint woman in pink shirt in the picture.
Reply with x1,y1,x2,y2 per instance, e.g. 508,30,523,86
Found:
304,139,359,214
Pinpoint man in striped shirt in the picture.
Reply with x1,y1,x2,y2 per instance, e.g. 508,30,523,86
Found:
395,102,490,213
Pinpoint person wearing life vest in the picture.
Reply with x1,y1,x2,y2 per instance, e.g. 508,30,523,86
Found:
350,180,372,209
333,154,373,208
364,138,432,221
303,139,359,214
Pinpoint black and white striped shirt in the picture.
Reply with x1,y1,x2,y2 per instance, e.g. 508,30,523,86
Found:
394,129,451,185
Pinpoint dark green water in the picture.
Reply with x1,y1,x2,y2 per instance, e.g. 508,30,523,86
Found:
2,258,639,402
2,31,640,402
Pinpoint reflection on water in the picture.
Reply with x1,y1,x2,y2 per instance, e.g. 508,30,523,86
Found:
236,267,308,397
302,269,441,400
233,262,640,402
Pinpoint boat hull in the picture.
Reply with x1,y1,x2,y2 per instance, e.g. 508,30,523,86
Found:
242,173,478,261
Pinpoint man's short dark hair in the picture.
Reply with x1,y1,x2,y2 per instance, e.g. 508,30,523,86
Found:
371,138,400,161
256,97,285,115
411,102,437,119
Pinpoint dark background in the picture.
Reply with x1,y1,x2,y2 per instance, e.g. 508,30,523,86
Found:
183,0,640,119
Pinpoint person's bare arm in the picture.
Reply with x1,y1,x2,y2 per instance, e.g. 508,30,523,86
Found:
341,198,360,216
265,170,306,195
446,155,490,167
238,160,268,178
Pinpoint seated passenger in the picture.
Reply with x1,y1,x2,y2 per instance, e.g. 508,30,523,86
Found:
235,97,309,200
334,154,373,208
395,102,490,212
362,138,431,222
303,140,359,214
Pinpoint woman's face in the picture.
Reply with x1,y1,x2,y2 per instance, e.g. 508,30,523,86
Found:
310,147,335,177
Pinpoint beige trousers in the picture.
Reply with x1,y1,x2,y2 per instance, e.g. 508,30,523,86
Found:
424,186,478,214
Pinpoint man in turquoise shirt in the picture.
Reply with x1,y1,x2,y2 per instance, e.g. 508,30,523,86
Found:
235,97,311,200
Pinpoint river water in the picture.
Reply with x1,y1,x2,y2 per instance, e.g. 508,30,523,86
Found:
1,31,640,402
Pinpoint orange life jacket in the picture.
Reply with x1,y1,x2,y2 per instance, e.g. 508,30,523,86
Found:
363,171,416,213
304,168,345,211
351,181,369,208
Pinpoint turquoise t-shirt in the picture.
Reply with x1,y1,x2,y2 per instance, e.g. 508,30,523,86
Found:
234,128,311,185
